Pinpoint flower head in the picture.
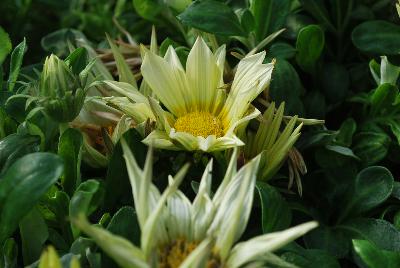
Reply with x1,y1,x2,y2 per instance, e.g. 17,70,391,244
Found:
74,143,317,267
140,36,274,152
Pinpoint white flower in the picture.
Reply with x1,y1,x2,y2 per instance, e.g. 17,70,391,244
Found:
74,142,317,267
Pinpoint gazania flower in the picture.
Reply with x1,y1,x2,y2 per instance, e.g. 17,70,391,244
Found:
74,142,318,267
140,36,275,152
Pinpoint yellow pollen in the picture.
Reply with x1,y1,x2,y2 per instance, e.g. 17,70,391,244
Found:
174,112,224,138
159,239,198,268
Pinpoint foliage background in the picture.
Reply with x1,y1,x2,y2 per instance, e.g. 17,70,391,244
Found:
1,0,400,267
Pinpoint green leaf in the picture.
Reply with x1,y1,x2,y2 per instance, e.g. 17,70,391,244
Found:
281,244,340,268
106,207,141,246
296,24,325,73
19,207,48,265
321,63,349,103
339,166,393,221
257,182,292,233
250,0,291,42
41,29,86,56
353,239,400,268
352,21,400,55
336,118,356,147
370,83,398,116
353,132,390,165
304,90,326,118
7,39,26,92
58,128,83,196
102,207,141,267
339,218,400,251
69,180,104,238
178,0,245,36
65,47,88,76
69,180,103,219
299,0,335,32
269,59,304,115
268,42,296,60
106,35,137,87
304,225,350,258
0,153,63,243
0,26,12,65
0,133,40,173
104,129,146,210
133,0,163,21
240,9,255,33
1,238,18,268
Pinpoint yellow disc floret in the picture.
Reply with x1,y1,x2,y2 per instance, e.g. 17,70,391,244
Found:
159,239,197,268
174,111,224,138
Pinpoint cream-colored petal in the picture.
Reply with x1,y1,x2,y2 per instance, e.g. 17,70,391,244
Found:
73,216,148,268
186,36,221,112
142,130,180,150
111,115,133,143
102,80,148,103
199,135,244,152
221,52,274,131
141,163,189,258
166,188,193,241
209,154,261,260
141,51,189,116
226,221,318,268
225,107,261,136
214,44,226,87
105,97,154,124
169,128,199,151
165,46,185,71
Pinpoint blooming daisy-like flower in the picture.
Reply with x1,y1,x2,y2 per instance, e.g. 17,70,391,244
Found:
140,36,275,152
74,141,318,268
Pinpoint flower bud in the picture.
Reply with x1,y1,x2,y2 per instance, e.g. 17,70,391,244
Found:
38,51,90,123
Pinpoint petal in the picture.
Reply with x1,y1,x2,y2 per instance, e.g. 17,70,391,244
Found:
105,97,154,124
186,36,221,112
180,238,213,268
169,128,200,151
141,50,190,116
111,115,133,143
141,163,190,258
102,81,147,103
215,44,226,87
221,52,274,130
73,216,148,268
200,135,244,152
142,130,180,150
226,222,318,268
166,187,193,241
225,107,260,136
209,154,261,260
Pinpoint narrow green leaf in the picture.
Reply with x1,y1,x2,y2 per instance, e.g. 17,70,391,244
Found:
250,0,291,41
58,128,83,196
7,38,26,92
0,26,12,65
106,34,137,87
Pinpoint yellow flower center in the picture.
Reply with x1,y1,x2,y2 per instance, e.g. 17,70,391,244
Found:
158,239,223,268
174,112,224,138
159,239,197,268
